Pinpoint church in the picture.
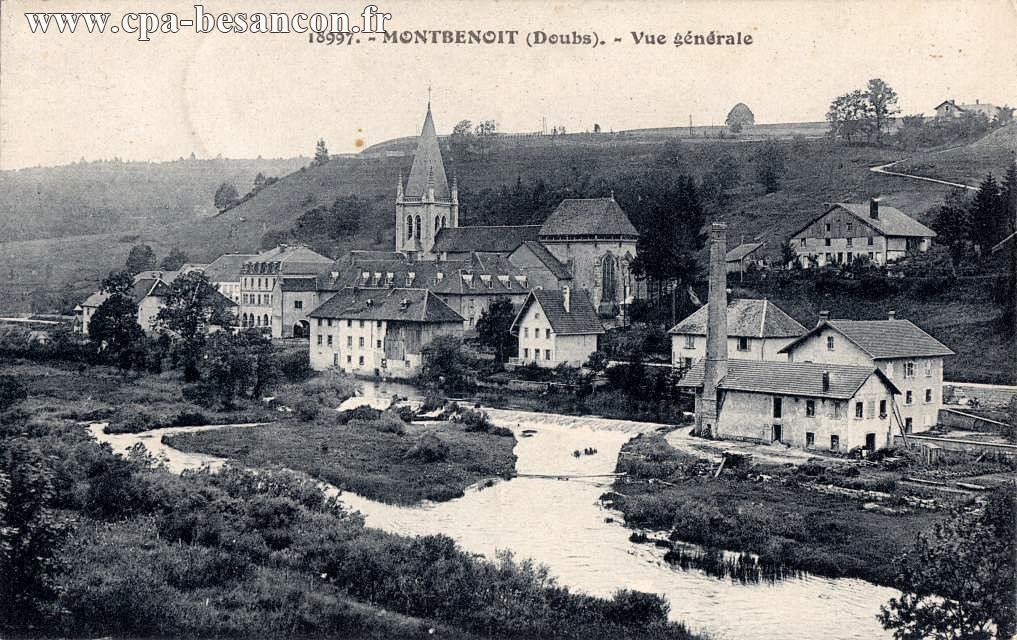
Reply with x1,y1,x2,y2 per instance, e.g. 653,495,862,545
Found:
393,102,641,324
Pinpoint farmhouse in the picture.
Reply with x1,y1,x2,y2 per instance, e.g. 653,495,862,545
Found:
307,287,464,378
934,99,1003,122
510,287,604,367
790,199,935,267
668,299,806,368
779,312,955,432
679,359,901,451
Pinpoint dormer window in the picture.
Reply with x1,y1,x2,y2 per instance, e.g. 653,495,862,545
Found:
737,337,749,351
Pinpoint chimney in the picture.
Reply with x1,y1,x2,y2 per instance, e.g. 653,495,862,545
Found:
887,310,896,321
822,370,830,392
818,310,830,326
699,222,728,438
562,286,571,313
869,198,880,219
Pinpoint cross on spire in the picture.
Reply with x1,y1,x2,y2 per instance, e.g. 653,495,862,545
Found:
427,84,432,109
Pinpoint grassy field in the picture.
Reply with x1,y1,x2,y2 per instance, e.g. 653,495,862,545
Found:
895,123,1017,185
607,434,979,589
165,418,518,505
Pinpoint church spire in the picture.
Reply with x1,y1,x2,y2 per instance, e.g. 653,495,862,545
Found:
403,100,449,200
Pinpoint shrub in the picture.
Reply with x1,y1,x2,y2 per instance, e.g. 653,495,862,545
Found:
404,432,449,463
103,405,159,434
169,410,210,427
335,405,382,424
354,415,406,436
276,348,314,382
421,392,446,412
392,405,415,423
603,589,670,627
294,400,320,422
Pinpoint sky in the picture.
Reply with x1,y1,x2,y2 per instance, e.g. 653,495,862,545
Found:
1,0,1015,169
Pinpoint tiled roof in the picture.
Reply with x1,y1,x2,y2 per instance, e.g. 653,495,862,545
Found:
725,243,763,262
81,276,172,308
204,254,259,282
779,319,955,359
668,299,807,338
280,276,319,292
677,359,899,399
796,204,936,239
538,198,638,238
241,245,332,275
322,253,529,297
512,289,604,336
432,225,541,254
308,287,463,324
348,250,407,262
514,241,574,279
403,106,450,200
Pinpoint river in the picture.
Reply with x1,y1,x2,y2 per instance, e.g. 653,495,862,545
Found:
90,390,897,640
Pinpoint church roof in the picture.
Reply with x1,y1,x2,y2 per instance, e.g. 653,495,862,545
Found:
404,105,450,200
432,225,541,254
538,198,638,238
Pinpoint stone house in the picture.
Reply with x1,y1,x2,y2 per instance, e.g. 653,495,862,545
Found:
790,199,935,267
273,275,322,338
669,299,806,368
934,99,1002,122
238,244,332,335
307,287,463,378
779,313,955,432
510,287,604,367
679,359,901,451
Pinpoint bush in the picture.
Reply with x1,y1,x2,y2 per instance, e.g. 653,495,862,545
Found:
349,415,406,436
392,405,415,423
603,589,670,627
404,432,449,463
421,392,446,412
335,405,382,424
170,410,210,427
103,405,159,434
293,400,320,422
276,348,314,382
455,408,513,437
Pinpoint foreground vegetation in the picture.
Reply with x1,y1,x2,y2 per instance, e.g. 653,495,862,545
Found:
166,413,517,505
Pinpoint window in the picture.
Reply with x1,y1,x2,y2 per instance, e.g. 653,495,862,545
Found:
684,335,695,349
317,318,322,327
800,238,806,247
867,236,874,246
358,337,364,348
524,328,529,338
523,348,529,358
535,312,541,320
833,402,842,419
905,362,915,378
346,355,352,364
327,319,333,327
831,434,840,450
846,222,853,233
847,252,853,262
377,340,382,348
333,353,339,366
347,336,352,347
805,399,816,417
377,320,383,328
347,320,352,327
294,300,303,310
359,320,365,328
684,357,693,368
545,328,551,340
879,399,887,417
904,417,913,432
358,356,364,366
327,335,333,346
846,237,853,246
806,432,815,448
825,223,831,233
827,336,835,350
905,390,913,405
924,361,932,377
545,350,552,361
824,238,831,247
773,397,782,419
925,389,933,403
737,337,749,351
317,335,322,345
855,402,864,418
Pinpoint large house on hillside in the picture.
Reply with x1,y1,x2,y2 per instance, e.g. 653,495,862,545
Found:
790,199,935,267
934,99,1003,122
669,299,806,368
307,287,464,378
779,312,955,433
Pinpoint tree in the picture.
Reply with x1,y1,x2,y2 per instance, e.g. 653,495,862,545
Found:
827,89,875,144
0,375,27,412
450,119,474,162
253,172,267,191
102,270,134,296
124,244,156,275
701,154,741,203
156,271,235,381
879,484,1016,640
213,182,239,210
866,78,900,145
419,335,474,392
969,174,1007,252
780,242,798,268
159,247,189,271
313,138,330,166
725,103,755,133
475,297,517,362
88,293,145,371
931,190,974,265
629,172,706,323
585,350,609,373
202,329,277,408
474,120,497,158
754,139,787,193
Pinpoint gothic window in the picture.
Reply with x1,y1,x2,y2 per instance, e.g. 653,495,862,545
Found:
415,215,422,239
435,216,440,232
441,215,447,227
601,253,616,302
406,215,412,238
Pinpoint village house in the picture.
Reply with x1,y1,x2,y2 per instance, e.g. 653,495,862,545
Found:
790,199,935,267
934,99,1003,122
510,287,604,367
679,359,902,451
203,253,256,304
779,312,955,432
273,275,322,338
307,287,464,378
668,299,806,368
238,244,332,335
725,242,765,274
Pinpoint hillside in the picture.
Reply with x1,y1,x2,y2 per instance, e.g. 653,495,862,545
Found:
894,123,1017,186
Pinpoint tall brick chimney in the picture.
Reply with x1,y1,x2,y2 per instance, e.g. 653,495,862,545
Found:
698,222,728,438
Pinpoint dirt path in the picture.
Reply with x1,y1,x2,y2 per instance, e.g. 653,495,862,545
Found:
869,144,978,191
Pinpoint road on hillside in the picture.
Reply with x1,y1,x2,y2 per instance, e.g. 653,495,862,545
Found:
869,144,979,191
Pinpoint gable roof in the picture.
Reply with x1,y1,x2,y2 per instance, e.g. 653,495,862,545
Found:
511,288,604,336
308,287,463,324
677,359,899,399
794,203,936,239
348,250,407,262
538,198,638,238
432,225,541,254
668,299,807,338
779,319,954,359
204,253,257,282
403,105,450,200
725,242,764,262
241,245,332,275
512,241,574,279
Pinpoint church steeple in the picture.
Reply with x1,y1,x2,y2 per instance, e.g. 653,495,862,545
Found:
403,102,450,200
